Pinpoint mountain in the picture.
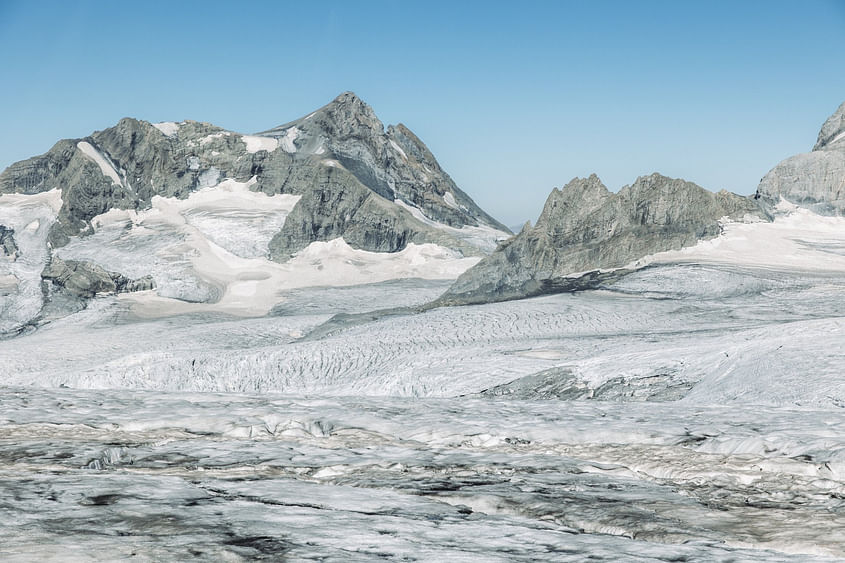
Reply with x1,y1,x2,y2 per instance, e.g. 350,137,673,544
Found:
755,101,845,215
439,101,845,306
438,173,763,305
0,93,510,334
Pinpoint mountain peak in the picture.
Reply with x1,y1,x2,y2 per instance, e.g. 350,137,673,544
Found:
814,100,845,151
260,91,383,140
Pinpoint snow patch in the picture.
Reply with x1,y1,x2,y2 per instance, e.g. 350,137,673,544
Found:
242,135,280,154
628,207,845,274
389,139,408,160
394,199,510,253
199,132,230,145
76,141,124,187
186,156,200,171
279,127,299,153
828,130,845,146
152,122,179,137
0,189,62,333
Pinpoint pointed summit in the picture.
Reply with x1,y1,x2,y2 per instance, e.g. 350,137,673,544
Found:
814,101,845,151
757,99,845,215
260,91,384,140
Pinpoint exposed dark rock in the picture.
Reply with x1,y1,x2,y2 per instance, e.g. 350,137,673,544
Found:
41,257,154,298
0,225,18,259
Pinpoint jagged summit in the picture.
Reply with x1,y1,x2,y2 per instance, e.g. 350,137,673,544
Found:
255,91,510,236
756,100,845,215
0,93,511,333
259,91,383,140
438,172,762,305
814,100,845,151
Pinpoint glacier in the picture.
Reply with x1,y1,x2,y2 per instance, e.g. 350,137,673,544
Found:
2,210,845,559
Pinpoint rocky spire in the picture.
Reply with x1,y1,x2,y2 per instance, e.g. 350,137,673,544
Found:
814,101,845,151
756,100,845,215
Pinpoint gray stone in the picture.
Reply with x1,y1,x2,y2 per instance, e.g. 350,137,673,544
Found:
814,101,845,151
439,173,763,305
41,257,154,299
0,225,18,259
0,92,507,261
756,101,845,215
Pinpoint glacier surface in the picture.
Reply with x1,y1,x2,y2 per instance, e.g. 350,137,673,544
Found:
1,208,845,561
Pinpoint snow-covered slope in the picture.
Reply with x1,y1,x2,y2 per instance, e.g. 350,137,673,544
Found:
0,93,509,332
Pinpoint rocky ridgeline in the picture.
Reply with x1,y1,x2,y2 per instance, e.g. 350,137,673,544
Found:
439,173,762,305
755,101,845,215
439,101,845,305
0,92,507,260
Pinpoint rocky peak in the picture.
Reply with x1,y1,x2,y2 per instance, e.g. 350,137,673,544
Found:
813,101,845,151
438,173,761,305
756,100,845,215
535,174,611,231
260,91,384,144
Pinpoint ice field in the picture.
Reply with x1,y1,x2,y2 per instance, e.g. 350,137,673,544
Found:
2,188,845,560
2,257,845,561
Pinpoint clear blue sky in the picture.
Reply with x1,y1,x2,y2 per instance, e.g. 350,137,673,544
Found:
1,0,844,226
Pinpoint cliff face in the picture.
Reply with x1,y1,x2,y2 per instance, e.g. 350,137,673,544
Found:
439,173,763,305
755,101,845,216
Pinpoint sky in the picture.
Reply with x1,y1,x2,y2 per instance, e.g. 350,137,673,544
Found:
0,0,844,227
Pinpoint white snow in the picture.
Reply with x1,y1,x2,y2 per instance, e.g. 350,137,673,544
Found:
389,139,408,160
630,206,845,273
0,189,62,333
828,129,845,146
54,177,479,318
152,121,179,137
76,141,124,187
116,238,478,318
443,191,458,209
241,135,279,153
198,132,229,145
3,188,845,559
278,127,299,153
394,198,510,253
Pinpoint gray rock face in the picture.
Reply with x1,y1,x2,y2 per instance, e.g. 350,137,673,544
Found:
814,101,845,151
0,92,507,257
257,92,509,259
756,101,845,215
41,257,155,298
0,92,509,333
0,226,18,259
440,173,763,305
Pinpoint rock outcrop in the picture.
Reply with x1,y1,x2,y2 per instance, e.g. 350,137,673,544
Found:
755,101,845,215
0,226,18,259
41,257,155,298
439,173,763,305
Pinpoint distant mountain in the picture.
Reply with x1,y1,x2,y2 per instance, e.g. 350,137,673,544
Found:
755,101,845,215
0,92,510,333
438,100,845,306
438,173,762,305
